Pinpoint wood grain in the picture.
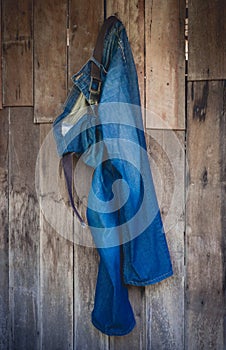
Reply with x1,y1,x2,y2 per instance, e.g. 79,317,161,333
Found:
39,124,74,349
68,2,109,347
185,81,225,349
145,129,185,349
109,287,146,350
221,82,226,350
73,245,109,349
8,107,40,349
188,0,226,80
34,0,67,122
71,160,108,347
105,2,147,347
0,108,9,349
145,0,185,130
1,1,225,348
106,0,145,108
68,0,104,89
2,0,33,106
0,1,2,109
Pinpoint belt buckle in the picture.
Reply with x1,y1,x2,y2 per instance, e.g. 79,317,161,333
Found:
89,77,102,105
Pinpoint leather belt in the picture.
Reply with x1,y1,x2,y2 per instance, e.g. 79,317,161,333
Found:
89,16,118,105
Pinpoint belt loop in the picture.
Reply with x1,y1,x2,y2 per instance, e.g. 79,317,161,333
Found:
89,77,102,105
90,56,108,74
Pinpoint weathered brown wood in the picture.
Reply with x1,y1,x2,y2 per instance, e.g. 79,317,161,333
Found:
68,0,104,89
73,245,109,349
2,0,33,106
73,165,145,348
108,287,146,350
71,158,108,347
221,82,226,350
0,108,9,349
73,153,146,348
0,1,3,109
39,216,74,349
68,2,109,347
221,83,226,350
8,107,40,349
106,0,145,107
186,81,225,349
105,2,147,347
39,124,74,349
145,129,185,349
34,0,67,122
145,0,185,130
188,0,226,81
2,2,225,349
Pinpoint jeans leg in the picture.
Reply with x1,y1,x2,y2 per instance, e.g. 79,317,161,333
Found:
91,246,136,336
123,211,173,286
87,163,136,335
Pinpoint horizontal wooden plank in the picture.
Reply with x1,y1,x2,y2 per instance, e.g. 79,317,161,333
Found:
185,81,225,349
9,107,40,349
34,0,67,122
0,108,9,350
188,0,226,80
145,129,185,349
145,0,185,130
2,0,33,106
106,0,145,107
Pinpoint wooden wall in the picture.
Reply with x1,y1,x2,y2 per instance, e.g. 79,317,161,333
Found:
186,1,226,348
0,0,225,349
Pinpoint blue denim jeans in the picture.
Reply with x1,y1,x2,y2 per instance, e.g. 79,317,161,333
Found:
53,17,173,336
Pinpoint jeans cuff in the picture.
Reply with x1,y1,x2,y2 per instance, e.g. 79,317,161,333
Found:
91,315,136,336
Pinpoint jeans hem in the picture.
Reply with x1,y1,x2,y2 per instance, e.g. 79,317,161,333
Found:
91,316,136,336
124,269,173,286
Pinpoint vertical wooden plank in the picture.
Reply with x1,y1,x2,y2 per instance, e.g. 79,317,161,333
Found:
145,0,185,130
0,109,9,349
0,0,3,109
73,244,109,349
34,0,67,123
107,287,146,350
69,158,108,348
145,130,185,349
2,0,33,106
68,0,104,88
188,0,226,80
68,1,108,347
39,216,74,349
9,107,40,349
185,81,225,349
221,82,226,349
105,2,146,347
39,124,106,347
106,0,145,107
39,124,74,349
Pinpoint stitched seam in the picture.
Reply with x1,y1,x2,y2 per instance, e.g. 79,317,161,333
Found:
125,270,173,286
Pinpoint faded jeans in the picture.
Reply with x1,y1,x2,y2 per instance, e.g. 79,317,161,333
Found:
53,18,173,335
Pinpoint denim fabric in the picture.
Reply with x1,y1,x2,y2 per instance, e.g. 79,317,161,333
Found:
53,17,173,336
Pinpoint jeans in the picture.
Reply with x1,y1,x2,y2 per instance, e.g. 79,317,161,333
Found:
53,17,173,336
